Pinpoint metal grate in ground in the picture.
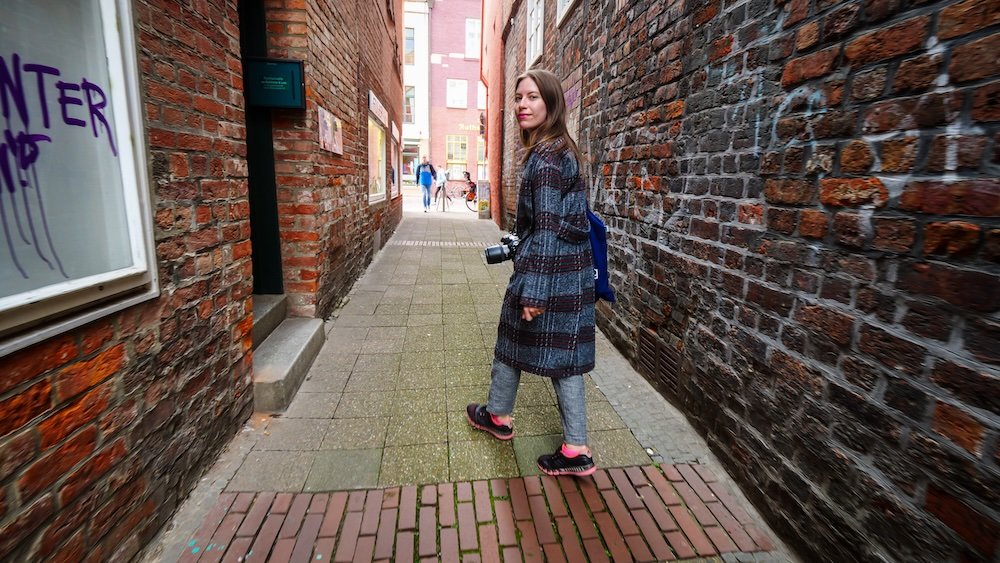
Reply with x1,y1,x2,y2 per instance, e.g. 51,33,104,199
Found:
178,464,778,562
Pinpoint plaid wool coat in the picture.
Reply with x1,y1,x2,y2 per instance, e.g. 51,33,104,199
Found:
494,139,596,378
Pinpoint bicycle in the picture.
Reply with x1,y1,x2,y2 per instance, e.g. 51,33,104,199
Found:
462,181,477,212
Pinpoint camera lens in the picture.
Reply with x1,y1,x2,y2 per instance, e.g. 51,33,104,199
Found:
484,244,508,264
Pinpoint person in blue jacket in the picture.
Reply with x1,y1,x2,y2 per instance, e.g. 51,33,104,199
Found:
415,156,436,212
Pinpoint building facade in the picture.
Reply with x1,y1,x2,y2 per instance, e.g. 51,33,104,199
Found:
0,0,403,560
403,0,432,179
429,0,487,182
483,0,999,561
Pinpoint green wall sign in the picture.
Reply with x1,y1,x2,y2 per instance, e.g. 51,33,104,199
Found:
244,58,305,109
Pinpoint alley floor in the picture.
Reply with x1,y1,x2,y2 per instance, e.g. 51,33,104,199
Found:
144,187,795,562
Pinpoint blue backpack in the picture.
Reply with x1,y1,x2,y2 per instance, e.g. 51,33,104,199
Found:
587,205,616,302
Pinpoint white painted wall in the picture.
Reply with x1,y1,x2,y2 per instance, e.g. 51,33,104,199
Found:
403,1,430,161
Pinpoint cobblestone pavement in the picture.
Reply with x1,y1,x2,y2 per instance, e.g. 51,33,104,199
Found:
145,190,796,562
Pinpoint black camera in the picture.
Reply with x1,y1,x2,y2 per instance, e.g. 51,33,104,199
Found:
485,234,520,264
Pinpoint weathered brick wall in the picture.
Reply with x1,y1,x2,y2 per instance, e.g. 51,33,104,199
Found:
501,0,529,226
266,0,403,318
496,0,1000,560
0,1,254,560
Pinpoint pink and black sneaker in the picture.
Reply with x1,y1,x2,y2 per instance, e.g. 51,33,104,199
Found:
466,403,514,440
537,444,596,476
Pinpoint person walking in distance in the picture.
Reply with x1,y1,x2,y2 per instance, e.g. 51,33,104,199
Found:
415,156,436,212
434,167,449,205
466,69,597,476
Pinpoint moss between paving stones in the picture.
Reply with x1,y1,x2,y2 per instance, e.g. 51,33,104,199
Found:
254,419,327,450
321,418,388,450
379,443,450,487
392,388,448,413
511,405,563,437
407,303,443,314
353,353,402,372
282,392,342,419
385,412,448,446
445,385,491,413
512,434,563,476
449,440,519,482
446,411,496,443
513,381,557,408
590,429,653,468
298,372,350,393
400,352,446,368
227,451,313,492
343,371,397,393
334,392,392,418
305,449,382,491
586,400,629,431
397,366,448,390
446,349,491,366
445,364,491,387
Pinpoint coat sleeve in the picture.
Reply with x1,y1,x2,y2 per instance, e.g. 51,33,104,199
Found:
518,150,589,309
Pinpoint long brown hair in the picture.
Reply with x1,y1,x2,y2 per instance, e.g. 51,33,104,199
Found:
515,69,581,163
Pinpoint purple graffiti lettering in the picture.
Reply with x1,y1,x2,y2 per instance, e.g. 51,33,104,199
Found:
0,53,29,125
0,52,118,281
82,79,116,156
56,81,85,128
23,64,59,129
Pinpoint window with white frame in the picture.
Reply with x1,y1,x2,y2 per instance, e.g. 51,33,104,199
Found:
446,79,468,108
526,0,544,66
446,135,468,177
403,86,415,123
1,0,158,356
477,82,486,110
404,27,415,65
465,19,481,59
557,0,579,24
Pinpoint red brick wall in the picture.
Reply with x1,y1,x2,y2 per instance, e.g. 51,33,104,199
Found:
488,0,1000,560
265,0,403,318
0,1,254,560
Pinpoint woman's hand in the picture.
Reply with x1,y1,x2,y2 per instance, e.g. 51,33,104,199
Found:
522,306,545,321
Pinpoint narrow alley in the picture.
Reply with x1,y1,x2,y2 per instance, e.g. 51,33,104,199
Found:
1,0,996,562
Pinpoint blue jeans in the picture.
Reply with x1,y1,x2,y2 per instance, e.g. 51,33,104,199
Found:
420,184,431,208
486,359,588,446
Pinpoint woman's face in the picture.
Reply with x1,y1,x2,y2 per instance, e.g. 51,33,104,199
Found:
514,77,547,131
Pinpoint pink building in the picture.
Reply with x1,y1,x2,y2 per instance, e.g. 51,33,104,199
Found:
428,0,485,181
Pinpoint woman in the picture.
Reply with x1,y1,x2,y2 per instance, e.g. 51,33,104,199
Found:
466,69,596,476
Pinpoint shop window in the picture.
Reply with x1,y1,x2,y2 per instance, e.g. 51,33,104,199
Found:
368,117,386,202
526,0,544,66
446,134,468,177
446,79,467,108
1,0,158,355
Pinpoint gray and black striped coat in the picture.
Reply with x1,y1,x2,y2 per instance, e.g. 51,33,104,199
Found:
494,139,596,378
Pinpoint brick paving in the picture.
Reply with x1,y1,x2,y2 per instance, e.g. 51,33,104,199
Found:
176,464,776,563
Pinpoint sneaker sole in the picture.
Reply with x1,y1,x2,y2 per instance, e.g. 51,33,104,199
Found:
465,412,514,441
538,464,597,477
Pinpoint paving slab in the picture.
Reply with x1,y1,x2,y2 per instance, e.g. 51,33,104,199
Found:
305,449,382,491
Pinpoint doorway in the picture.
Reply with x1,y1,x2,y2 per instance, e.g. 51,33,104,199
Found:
238,0,283,295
